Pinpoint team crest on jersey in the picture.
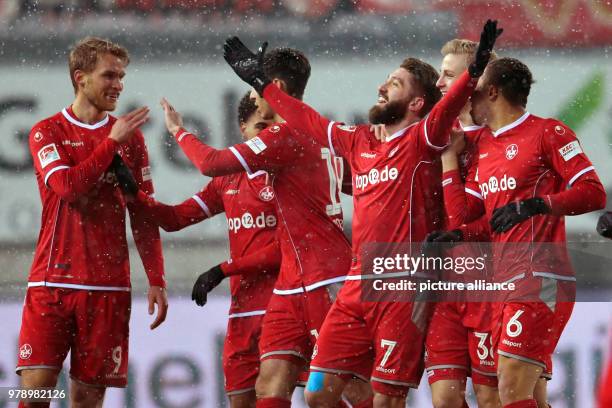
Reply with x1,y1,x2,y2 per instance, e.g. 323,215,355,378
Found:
505,144,518,160
38,143,60,168
269,125,281,133
33,131,43,142
259,186,274,201
338,124,357,132
19,343,32,360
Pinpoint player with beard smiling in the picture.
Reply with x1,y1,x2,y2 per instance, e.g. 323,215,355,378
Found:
223,19,502,408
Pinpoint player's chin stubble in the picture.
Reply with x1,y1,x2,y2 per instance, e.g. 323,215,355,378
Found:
368,99,409,126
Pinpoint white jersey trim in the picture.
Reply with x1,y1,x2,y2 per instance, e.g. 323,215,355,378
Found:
62,108,109,130
228,310,266,319
327,121,337,156
28,281,131,291
423,114,449,150
465,187,484,200
44,165,70,186
386,122,417,143
532,272,576,282
493,112,530,137
568,166,594,186
191,195,212,217
229,146,254,175
272,275,347,295
247,170,268,180
459,121,484,132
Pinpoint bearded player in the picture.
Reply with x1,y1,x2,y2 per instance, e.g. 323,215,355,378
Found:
16,37,166,408
223,20,502,407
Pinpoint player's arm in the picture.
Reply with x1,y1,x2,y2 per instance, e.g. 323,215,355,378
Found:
490,121,607,233
223,36,355,157
32,108,149,203
192,240,281,306
420,20,502,150
161,98,247,176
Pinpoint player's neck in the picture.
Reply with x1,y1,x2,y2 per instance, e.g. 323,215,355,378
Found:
71,95,107,124
487,103,525,133
386,116,418,136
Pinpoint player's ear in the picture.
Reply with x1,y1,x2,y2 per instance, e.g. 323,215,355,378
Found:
239,123,246,134
73,70,87,91
488,84,499,101
271,78,288,93
409,96,425,115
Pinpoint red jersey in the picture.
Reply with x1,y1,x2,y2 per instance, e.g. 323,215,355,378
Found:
467,113,604,281
27,107,165,291
136,171,278,315
175,123,353,294
261,71,477,279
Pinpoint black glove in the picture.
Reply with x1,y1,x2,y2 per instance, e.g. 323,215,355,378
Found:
421,229,463,258
223,36,271,95
191,265,226,307
597,211,612,239
468,19,503,78
111,154,138,196
490,197,550,234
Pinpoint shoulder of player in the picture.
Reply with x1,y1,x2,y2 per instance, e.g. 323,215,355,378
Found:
29,112,66,143
540,117,575,138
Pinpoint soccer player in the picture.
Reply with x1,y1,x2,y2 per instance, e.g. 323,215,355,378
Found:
122,93,280,408
16,37,166,407
434,58,606,408
222,20,502,407
424,39,500,408
159,48,357,407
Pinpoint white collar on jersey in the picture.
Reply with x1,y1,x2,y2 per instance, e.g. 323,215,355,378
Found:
458,120,484,132
62,108,110,130
492,111,531,137
247,170,268,180
385,121,419,142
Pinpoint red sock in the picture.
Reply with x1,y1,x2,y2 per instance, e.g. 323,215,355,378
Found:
503,399,538,408
256,397,291,408
352,396,374,408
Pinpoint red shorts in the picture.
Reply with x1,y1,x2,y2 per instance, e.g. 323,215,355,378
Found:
259,285,337,367
491,300,574,377
310,280,430,397
223,313,265,395
425,302,497,387
16,287,131,387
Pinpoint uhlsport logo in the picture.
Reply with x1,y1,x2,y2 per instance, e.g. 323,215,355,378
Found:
479,174,517,199
20,343,33,360
354,166,399,191
228,212,277,232
505,144,518,160
259,186,274,201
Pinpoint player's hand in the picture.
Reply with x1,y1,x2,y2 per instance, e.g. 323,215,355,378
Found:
443,128,466,156
148,285,168,330
490,197,550,233
109,107,150,144
469,19,503,78
596,211,612,239
421,230,463,260
223,36,271,96
370,124,389,142
110,154,138,196
191,265,226,307
160,98,183,136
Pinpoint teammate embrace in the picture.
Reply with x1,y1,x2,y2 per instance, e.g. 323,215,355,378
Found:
17,17,607,408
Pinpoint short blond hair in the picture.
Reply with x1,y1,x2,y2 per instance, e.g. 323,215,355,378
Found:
441,38,498,63
69,37,129,92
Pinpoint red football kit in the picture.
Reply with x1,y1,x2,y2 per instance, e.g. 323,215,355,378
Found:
261,71,477,395
17,106,165,387
448,112,605,375
173,122,352,367
134,170,279,395
425,123,497,387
